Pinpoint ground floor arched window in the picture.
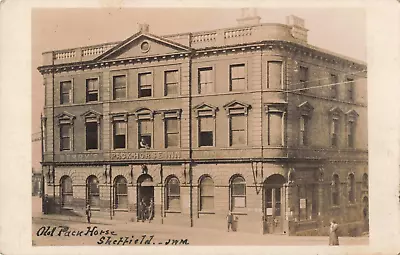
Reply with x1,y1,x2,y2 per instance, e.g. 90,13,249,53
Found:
230,175,246,210
166,176,180,211
86,175,100,208
114,176,128,209
199,175,214,211
60,175,73,208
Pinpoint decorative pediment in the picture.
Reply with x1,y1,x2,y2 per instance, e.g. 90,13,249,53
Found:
193,103,218,118
264,102,287,113
55,111,75,125
158,109,182,119
110,112,128,122
223,100,251,116
345,109,359,122
132,107,154,120
81,109,102,123
297,101,314,115
95,32,191,61
329,106,343,117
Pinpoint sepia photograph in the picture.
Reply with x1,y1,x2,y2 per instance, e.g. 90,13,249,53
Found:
29,7,370,246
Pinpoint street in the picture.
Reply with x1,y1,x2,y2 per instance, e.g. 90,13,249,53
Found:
32,196,369,246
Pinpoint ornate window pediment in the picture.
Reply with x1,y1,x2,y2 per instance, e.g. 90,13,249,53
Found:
110,112,128,122
158,109,182,119
264,103,287,113
56,111,76,125
329,106,343,118
345,109,359,122
81,109,102,123
223,100,251,116
193,103,218,118
298,101,314,116
132,107,154,120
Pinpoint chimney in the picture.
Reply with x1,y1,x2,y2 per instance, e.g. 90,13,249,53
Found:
237,8,261,26
286,15,308,42
139,23,150,33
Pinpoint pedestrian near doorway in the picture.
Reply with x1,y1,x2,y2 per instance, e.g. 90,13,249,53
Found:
329,219,339,246
227,211,233,232
139,198,146,222
86,204,92,224
148,198,154,223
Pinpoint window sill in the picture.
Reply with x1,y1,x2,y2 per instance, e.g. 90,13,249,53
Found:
331,206,340,209
165,210,181,214
61,207,74,210
90,208,101,211
114,209,129,212
347,203,357,207
86,149,100,152
231,211,247,216
198,211,215,215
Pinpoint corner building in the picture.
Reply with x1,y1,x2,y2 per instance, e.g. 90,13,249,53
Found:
39,14,368,236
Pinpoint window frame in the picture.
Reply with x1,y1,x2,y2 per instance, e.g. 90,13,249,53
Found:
330,74,339,99
348,173,356,204
165,176,181,212
224,101,250,147
111,113,128,150
230,175,247,211
57,112,75,152
299,66,309,88
161,109,181,148
194,104,218,148
346,77,355,102
164,69,180,96
198,67,214,94
229,63,247,92
59,79,74,105
85,77,100,103
331,174,340,206
199,175,214,212
265,104,287,147
114,175,128,210
138,72,153,98
60,176,73,208
86,175,100,209
112,74,127,100
134,108,154,149
266,60,284,89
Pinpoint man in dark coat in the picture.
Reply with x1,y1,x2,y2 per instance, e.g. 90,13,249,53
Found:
85,204,92,224
329,219,339,245
227,211,233,232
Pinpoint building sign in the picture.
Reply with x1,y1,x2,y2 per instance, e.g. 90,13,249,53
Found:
300,198,307,209
58,153,101,162
110,151,181,160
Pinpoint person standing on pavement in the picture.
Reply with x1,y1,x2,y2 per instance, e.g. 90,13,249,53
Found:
226,211,233,232
148,198,154,223
86,204,92,224
329,219,339,246
139,198,146,222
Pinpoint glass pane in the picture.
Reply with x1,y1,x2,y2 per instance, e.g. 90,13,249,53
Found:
231,130,245,145
61,81,71,92
268,61,282,89
62,177,73,193
114,135,125,148
139,73,152,86
232,183,245,196
199,131,213,146
299,66,308,81
275,188,281,203
200,197,214,211
140,120,151,134
86,123,98,150
140,135,152,148
113,75,126,88
116,182,127,195
231,65,245,79
116,195,128,209
139,88,152,97
61,93,70,104
166,119,178,133
231,115,245,130
166,70,178,83
231,79,245,91
166,84,178,95
87,78,98,90
61,125,70,137
114,87,126,99
268,113,283,146
90,195,100,208
167,133,179,147
61,137,70,150
90,182,99,194
114,122,125,135
200,117,213,131
200,178,214,196
168,178,180,195
199,68,213,82
63,194,74,207
168,197,180,211
232,197,245,208
87,92,98,102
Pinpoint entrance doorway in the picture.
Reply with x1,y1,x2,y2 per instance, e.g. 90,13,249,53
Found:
137,174,154,221
263,174,286,234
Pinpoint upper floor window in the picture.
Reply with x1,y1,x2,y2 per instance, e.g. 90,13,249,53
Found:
267,61,283,89
164,70,179,96
82,110,102,150
331,174,340,206
346,109,358,148
198,67,213,94
162,110,181,148
298,101,313,146
229,64,246,91
134,108,154,149
56,112,75,151
60,80,72,104
113,75,126,100
265,104,287,146
330,74,339,99
329,107,342,148
348,173,355,203
139,72,152,98
224,100,250,147
346,78,355,102
299,66,309,88
86,78,99,102
111,113,128,150
362,173,368,190
194,103,218,147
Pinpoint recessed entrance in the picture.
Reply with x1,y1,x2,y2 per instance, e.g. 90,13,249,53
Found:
263,174,286,234
137,174,154,221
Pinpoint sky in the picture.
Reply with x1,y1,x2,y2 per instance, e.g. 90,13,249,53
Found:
31,8,366,171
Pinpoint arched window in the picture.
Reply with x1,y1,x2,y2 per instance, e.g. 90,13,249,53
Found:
60,176,73,208
199,176,214,211
362,173,368,190
87,175,100,208
114,176,128,209
348,173,355,203
331,174,340,206
231,175,246,210
166,176,180,211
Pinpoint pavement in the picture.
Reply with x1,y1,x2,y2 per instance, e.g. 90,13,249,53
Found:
32,196,369,246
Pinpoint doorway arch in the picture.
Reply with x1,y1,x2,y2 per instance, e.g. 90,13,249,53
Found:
137,174,154,221
263,174,286,234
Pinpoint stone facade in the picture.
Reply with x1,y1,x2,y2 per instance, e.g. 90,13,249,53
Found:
39,15,368,236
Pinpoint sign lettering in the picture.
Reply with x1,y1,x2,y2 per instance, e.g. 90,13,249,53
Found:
110,151,181,160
